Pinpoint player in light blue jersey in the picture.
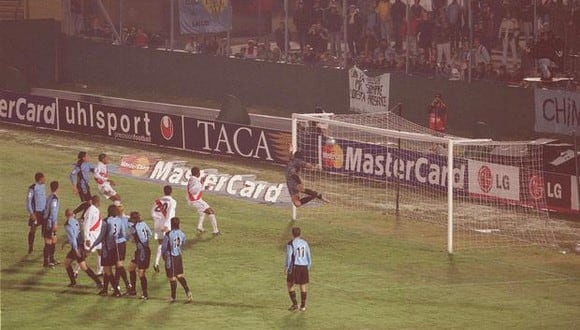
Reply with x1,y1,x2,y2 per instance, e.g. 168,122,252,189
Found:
113,203,131,293
63,208,102,289
26,172,46,254
70,151,93,217
285,227,311,312
162,217,192,303
127,211,152,299
91,204,123,297
42,181,59,267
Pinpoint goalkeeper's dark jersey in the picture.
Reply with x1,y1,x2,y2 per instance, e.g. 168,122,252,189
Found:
285,158,306,182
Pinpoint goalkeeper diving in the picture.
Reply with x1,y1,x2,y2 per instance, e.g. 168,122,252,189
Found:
286,151,329,207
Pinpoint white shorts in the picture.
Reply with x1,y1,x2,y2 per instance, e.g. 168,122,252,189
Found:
85,231,101,251
153,217,170,240
154,227,169,240
188,199,210,215
98,182,117,199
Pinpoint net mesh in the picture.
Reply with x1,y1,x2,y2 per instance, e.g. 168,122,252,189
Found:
293,112,580,251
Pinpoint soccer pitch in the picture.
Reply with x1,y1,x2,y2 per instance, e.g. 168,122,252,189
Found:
1,124,579,330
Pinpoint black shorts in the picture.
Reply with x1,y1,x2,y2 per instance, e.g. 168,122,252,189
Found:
29,211,44,227
101,248,115,266
78,186,92,203
165,255,184,278
132,247,151,270
286,179,302,196
66,248,86,263
287,265,309,285
42,226,56,239
115,242,127,262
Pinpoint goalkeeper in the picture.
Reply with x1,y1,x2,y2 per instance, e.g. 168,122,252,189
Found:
286,151,329,207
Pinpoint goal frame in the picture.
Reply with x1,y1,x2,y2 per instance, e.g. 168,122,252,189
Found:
291,113,491,254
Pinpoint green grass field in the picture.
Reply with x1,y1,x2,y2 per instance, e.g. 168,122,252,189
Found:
1,124,579,330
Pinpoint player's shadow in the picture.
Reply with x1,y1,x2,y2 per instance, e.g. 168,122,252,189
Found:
1,254,42,275
186,233,217,246
187,299,268,309
446,253,461,284
17,268,52,291
281,311,307,328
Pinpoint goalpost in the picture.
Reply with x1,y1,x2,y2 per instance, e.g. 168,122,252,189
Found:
291,112,579,253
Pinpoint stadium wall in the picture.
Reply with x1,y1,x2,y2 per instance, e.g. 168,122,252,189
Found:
59,39,539,139
0,19,60,87
61,38,350,115
388,73,536,139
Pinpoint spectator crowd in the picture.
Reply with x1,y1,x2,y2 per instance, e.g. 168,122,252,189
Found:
263,0,579,82
71,0,580,82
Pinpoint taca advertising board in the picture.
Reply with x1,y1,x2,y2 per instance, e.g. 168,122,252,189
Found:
183,117,291,164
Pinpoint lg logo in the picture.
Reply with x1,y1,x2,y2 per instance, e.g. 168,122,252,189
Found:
547,182,562,199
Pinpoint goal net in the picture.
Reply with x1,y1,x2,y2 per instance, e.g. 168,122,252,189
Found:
291,112,579,252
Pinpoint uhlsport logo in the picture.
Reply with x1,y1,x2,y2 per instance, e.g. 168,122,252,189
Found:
477,165,493,193
160,115,174,141
322,139,344,169
528,174,545,200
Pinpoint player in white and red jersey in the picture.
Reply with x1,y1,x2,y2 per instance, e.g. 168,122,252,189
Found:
151,185,177,272
187,167,220,235
94,153,121,202
83,195,104,275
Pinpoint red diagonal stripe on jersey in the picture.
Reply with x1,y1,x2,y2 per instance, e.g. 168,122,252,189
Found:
155,199,167,217
89,211,101,231
188,189,202,202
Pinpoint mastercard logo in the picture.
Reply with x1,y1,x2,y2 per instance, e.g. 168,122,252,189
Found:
322,143,344,169
119,155,156,177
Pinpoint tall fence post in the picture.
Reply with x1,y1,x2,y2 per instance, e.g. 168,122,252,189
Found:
170,0,175,51
343,0,347,68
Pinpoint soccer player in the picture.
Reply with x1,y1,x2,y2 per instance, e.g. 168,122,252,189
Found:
127,211,152,299
63,208,103,288
91,204,123,297
83,195,103,275
286,151,329,207
43,181,60,267
94,153,121,202
162,217,193,303
187,167,220,235
26,172,46,254
113,202,132,293
70,151,93,216
152,185,177,272
285,227,311,312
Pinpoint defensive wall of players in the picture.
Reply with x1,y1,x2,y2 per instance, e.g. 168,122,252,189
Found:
1,88,578,216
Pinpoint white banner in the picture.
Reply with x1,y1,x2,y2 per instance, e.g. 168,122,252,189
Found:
534,89,580,136
468,160,521,201
349,67,390,113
